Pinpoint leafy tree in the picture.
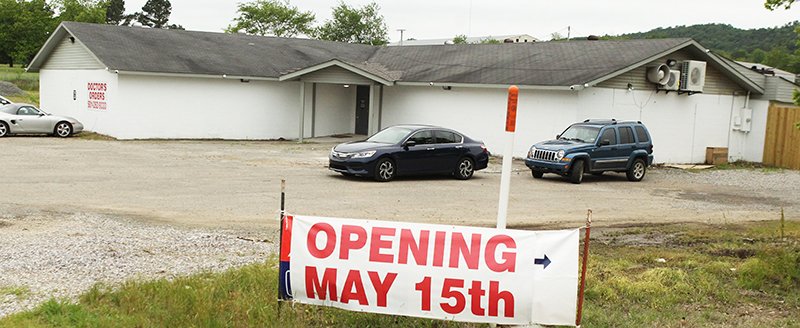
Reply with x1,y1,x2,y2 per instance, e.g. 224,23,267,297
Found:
316,2,388,45
106,0,126,24
550,32,564,41
452,34,467,44
0,0,56,66
478,37,501,44
225,0,314,37
764,0,797,9
54,0,106,24
136,0,172,28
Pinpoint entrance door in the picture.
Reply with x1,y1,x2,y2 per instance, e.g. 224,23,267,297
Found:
355,85,370,135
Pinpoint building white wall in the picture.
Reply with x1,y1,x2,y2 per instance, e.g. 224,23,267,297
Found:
382,85,768,163
113,74,304,139
313,83,355,137
39,69,118,135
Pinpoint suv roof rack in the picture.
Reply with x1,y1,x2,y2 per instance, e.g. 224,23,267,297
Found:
583,118,616,123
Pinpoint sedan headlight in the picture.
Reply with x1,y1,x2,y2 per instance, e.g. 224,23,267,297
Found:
555,150,565,161
352,150,376,158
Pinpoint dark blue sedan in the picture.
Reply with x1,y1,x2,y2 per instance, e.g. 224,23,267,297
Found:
329,125,490,182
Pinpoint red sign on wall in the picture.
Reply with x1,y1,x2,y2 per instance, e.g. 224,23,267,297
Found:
87,82,107,111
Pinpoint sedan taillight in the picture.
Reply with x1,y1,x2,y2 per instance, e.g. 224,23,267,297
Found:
480,144,488,153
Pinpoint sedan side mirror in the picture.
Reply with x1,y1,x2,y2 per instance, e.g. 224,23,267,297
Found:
404,140,417,148
39,113,45,117
599,139,611,146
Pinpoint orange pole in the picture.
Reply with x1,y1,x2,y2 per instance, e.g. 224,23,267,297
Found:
576,209,592,327
505,85,519,132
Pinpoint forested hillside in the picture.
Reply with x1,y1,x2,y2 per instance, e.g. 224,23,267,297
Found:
608,22,800,73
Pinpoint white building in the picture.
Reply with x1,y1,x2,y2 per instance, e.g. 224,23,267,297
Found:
27,22,799,164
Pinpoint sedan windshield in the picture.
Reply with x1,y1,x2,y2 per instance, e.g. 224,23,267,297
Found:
367,126,414,144
559,125,601,143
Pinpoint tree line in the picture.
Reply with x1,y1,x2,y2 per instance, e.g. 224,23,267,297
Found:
0,0,388,67
0,0,181,67
606,22,800,73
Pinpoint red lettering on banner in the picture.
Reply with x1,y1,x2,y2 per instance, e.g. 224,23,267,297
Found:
488,281,514,317
303,224,521,272
398,229,428,265
341,270,368,305
307,223,336,258
469,281,486,315
339,225,367,260
432,231,446,267
369,227,395,263
305,266,338,301
440,278,466,314
449,233,481,269
485,235,517,272
367,271,397,307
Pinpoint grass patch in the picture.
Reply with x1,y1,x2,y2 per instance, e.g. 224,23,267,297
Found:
711,161,784,173
2,221,798,327
1,66,39,106
0,286,31,299
74,132,117,141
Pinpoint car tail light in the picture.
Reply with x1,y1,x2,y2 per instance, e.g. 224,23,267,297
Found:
480,144,488,153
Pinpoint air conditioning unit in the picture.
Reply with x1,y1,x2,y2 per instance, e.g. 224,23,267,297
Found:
658,70,681,91
680,60,706,93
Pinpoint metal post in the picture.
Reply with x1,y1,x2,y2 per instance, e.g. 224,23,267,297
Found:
576,209,592,327
277,179,286,315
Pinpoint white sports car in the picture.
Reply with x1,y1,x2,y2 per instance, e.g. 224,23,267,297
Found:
0,103,83,138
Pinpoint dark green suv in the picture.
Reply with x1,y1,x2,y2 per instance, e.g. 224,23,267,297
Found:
524,119,654,184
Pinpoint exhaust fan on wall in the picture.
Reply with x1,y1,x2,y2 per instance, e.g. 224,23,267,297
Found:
646,64,671,85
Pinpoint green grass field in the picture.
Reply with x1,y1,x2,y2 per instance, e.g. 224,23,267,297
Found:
0,66,40,105
1,220,797,328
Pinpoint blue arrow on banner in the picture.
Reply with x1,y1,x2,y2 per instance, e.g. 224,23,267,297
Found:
534,255,552,269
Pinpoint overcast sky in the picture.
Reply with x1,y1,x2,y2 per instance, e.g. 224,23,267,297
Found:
124,0,798,42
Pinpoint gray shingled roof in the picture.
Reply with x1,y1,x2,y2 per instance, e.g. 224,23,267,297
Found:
30,22,700,87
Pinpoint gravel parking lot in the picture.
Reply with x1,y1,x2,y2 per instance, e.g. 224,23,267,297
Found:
1,137,798,317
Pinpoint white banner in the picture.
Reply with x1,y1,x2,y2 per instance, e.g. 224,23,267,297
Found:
288,215,579,326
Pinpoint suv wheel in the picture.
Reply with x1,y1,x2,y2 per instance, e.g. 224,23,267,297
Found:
627,158,646,182
531,170,544,179
569,160,584,184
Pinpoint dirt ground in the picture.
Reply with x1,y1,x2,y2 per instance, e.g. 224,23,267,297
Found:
1,136,798,230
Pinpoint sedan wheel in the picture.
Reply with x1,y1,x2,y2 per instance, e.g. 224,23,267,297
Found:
374,158,396,182
0,122,8,137
455,157,475,180
55,122,72,138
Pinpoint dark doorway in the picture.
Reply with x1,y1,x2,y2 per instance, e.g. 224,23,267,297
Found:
355,85,370,135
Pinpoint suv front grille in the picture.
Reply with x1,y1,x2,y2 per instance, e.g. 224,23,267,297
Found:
531,149,558,162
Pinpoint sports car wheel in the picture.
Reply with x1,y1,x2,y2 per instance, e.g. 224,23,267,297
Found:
0,122,8,137
55,122,72,138
374,158,396,182
455,157,475,180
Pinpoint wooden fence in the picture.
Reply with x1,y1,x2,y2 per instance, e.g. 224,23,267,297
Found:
763,102,800,170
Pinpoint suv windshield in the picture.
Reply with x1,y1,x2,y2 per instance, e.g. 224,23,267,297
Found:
367,126,413,144
559,125,601,143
